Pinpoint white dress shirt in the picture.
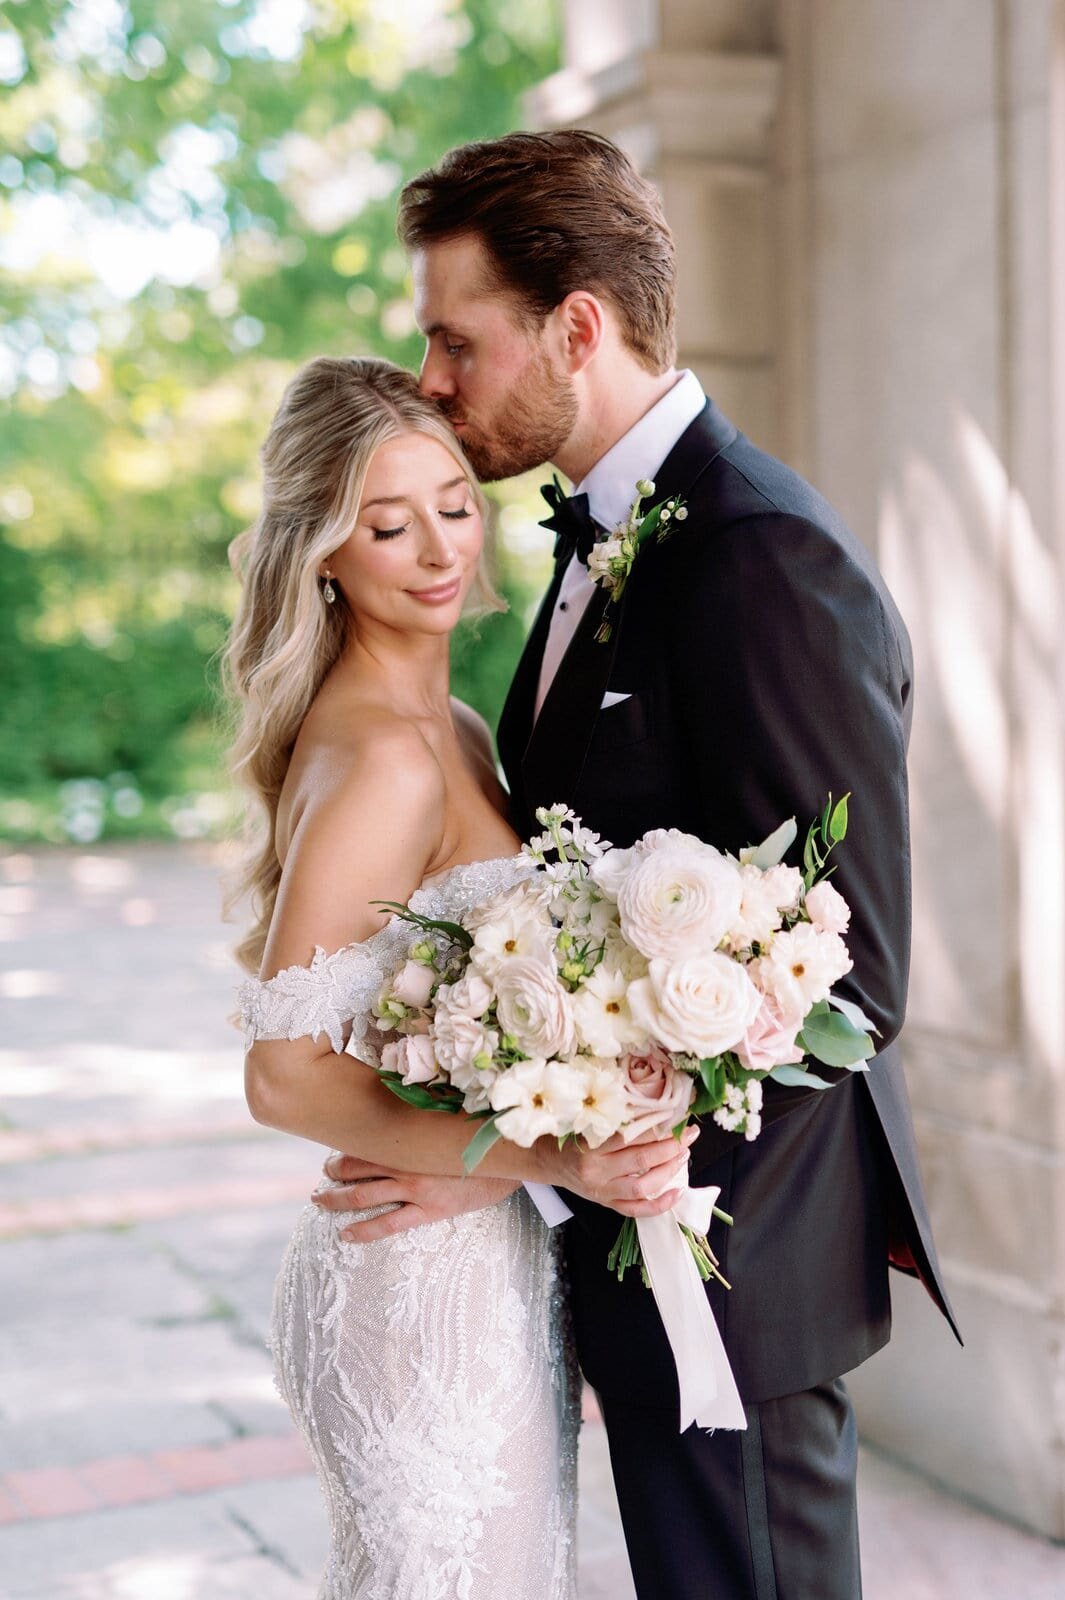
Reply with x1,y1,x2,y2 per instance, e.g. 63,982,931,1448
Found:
534,369,707,719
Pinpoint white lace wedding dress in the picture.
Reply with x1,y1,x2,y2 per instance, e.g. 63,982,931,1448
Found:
239,857,579,1600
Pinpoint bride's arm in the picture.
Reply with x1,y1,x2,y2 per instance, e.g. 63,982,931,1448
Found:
244,729,688,1214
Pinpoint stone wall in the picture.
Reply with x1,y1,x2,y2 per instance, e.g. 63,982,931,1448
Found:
533,0,1065,1538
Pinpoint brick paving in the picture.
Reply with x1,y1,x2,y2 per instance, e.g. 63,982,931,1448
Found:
1,842,1063,1598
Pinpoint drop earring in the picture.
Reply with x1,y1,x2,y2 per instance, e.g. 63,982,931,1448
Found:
322,574,336,604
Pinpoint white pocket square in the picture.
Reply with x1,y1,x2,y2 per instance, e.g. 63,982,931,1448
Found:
600,691,633,710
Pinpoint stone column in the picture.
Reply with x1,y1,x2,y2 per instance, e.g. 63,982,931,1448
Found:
541,0,1065,1539
526,1,783,452
776,0,1065,1539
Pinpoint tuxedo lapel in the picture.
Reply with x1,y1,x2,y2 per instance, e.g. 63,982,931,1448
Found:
517,398,740,816
497,558,565,806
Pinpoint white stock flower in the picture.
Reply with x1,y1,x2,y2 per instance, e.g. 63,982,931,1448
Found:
571,1059,631,1147
752,923,853,1015
628,952,763,1057
494,957,576,1059
804,879,852,935
616,845,743,961
713,1078,763,1141
489,1058,582,1145
571,963,649,1057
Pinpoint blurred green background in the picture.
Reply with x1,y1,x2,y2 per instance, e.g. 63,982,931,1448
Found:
0,0,561,845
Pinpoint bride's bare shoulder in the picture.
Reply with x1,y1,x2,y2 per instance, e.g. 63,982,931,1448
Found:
279,705,444,865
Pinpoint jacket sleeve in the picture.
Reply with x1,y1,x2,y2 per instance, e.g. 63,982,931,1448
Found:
665,512,913,1174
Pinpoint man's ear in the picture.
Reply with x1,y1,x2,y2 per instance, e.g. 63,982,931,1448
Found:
554,290,605,374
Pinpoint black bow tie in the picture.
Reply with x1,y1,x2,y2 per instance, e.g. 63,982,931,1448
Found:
538,477,598,566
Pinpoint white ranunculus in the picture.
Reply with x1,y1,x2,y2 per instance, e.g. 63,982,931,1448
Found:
571,963,649,1057
753,923,853,1015
489,1059,583,1145
494,956,576,1060
616,845,743,961
628,952,763,1057
570,1058,632,1147
804,880,852,936
469,900,556,980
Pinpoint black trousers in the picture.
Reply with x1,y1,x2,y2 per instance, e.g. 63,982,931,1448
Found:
599,1378,862,1600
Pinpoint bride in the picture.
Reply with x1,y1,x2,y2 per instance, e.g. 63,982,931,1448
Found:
226,356,693,1600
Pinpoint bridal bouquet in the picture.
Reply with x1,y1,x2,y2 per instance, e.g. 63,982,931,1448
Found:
372,800,874,1430
373,801,873,1261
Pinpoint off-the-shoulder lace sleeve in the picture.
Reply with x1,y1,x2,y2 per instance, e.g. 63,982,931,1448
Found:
238,942,386,1057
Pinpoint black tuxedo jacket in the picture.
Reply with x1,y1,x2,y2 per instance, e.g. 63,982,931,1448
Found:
498,399,960,1407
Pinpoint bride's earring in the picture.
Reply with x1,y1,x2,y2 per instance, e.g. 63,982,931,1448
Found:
322,573,336,604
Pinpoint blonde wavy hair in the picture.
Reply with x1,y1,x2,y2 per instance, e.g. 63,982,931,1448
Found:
224,354,501,973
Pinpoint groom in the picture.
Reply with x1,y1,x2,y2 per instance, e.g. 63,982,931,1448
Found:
320,129,960,1597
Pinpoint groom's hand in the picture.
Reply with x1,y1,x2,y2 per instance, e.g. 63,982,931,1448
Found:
311,1153,521,1243
546,1126,699,1216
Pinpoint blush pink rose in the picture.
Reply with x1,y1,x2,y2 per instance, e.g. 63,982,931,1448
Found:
380,1034,438,1085
735,994,805,1074
390,960,436,1009
621,1043,696,1141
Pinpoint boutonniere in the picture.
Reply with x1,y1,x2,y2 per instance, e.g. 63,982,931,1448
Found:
588,478,687,642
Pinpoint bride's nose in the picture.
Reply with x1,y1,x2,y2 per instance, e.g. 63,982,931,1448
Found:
419,519,459,568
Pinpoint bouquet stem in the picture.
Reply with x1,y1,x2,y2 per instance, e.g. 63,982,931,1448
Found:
607,1211,732,1289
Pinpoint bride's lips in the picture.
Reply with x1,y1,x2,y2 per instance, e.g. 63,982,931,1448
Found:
407,576,463,605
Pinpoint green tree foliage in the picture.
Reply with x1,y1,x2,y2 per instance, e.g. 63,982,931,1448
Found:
0,0,559,842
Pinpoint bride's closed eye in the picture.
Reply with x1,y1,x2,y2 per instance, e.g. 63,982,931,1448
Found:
371,505,473,540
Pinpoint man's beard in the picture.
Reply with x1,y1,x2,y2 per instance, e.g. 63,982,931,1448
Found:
441,347,578,483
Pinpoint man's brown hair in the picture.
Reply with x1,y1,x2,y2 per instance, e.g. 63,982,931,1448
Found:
398,130,677,374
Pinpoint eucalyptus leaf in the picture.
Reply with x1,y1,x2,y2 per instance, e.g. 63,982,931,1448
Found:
828,993,880,1036
462,1115,503,1174
770,1063,835,1090
743,816,798,870
797,1007,875,1068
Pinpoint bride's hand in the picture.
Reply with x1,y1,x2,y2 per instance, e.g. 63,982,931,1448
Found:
541,1125,699,1216
312,1153,521,1243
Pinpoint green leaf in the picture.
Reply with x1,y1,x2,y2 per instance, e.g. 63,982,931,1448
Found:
770,1063,835,1089
462,1114,503,1174
370,902,473,950
829,793,850,843
378,1073,463,1113
797,1006,875,1068
698,1055,725,1102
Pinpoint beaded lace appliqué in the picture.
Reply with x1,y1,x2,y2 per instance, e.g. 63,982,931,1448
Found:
240,855,578,1600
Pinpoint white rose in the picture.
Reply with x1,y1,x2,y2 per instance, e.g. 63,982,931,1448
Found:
616,845,743,961
489,1058,583,1144
432,987,500,1078
389,960,436,1009
494,957,576,1060
628,952,763,1057
589,844,639,901
753,923,853,1015
447,970,494,1018
762,864,804,913
380,1034,438,1085
588,537,624,578
724,865,786,950
571,963,649,1057
804,880,852,936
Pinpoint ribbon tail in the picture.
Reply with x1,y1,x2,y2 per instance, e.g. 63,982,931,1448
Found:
636,1187,747,1433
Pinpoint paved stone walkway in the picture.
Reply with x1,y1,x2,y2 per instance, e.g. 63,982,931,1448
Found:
1,842,1062,1597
